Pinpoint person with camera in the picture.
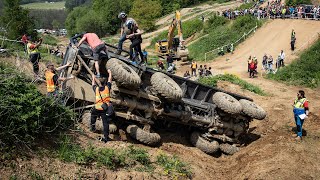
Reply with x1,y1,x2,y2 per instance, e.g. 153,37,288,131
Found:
90,70,113,143
292,90,309,141
27,37,42,77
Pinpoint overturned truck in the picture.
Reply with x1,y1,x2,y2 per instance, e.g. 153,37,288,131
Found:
61,39,266,155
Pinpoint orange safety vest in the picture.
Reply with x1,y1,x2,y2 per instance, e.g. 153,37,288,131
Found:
45,71,56,93
95,86,110,110
191,62,197,69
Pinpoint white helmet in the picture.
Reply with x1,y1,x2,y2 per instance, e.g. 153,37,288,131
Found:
118,12,127,19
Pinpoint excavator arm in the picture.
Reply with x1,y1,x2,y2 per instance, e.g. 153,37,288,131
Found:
155,10,188,60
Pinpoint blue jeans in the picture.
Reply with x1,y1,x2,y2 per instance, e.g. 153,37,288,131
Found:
117,34,127,51
294,115,304,137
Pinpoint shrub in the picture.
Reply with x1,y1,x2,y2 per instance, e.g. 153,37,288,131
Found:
42,34,58,46
0,62,74,153
199,74,267,96
268,39,320,88
156,153,192,178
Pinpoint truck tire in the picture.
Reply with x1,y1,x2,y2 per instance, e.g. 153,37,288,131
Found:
82,112,117,133
126,125,161,146
106,58,141,88
239,99,266,120
212,92,242,114
219,143,239,155
190,131,219,154
150,72,182,101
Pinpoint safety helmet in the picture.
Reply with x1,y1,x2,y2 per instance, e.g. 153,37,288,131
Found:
126,20,134,30
46,62,54,70
118,12,127,19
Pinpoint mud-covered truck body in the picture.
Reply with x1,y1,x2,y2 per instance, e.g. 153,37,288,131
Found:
61,39,266,155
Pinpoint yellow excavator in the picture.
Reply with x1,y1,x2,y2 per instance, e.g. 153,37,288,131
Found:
155,11,189,61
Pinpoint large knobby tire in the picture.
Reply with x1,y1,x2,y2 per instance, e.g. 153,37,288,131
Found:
239,99,267,120
212,92,243,114
106,58,141,88
82,112,117,133
126,125,161,146
150,72,182,101
220,143,239,155
190,132,219,154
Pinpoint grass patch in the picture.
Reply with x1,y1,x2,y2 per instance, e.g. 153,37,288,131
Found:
189,15,262,61
58,136,194,176
199,74,267,96
268,39,320,88
156,153,192,178
21,1,65,10
235,2,254,10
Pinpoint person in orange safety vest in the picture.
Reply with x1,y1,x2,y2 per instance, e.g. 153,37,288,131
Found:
45,62,73,97
90,69,113,143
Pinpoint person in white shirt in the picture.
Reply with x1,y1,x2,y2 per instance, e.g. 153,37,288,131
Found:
279,50,285,67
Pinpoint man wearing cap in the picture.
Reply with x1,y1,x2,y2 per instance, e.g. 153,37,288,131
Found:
27,37,42,77
45,62,73,97
90,69,113,143
117,12,138,55
77,33,107,78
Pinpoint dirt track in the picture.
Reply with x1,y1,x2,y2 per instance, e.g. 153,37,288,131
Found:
2,8,320,180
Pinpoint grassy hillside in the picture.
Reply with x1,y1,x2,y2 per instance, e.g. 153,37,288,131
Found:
21,1,65,9
199,74,267,96
189,15,262,61
268,39,320,88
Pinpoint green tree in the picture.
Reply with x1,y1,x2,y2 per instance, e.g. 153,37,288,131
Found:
0,0,4,15
52,19,61,30
65,6,88,36
65,0,91,11
1,0,36,39
66,0,133,36
130,0,162,31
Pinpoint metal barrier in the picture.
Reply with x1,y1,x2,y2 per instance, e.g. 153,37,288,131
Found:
204,24,258,61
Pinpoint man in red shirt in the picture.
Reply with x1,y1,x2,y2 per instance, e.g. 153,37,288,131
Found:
21,34,28,52
292,90,309,141
77,33,107,78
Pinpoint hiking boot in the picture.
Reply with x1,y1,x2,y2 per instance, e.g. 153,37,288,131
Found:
97,136,108,143
291,134,298,138
295,136,302,141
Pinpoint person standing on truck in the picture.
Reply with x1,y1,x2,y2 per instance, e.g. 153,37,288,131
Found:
292,90,309,141
117,12,138,55
91,70,113,143
76,33,107,78
126,20,144,64
45,62,73,98
191,60,197,77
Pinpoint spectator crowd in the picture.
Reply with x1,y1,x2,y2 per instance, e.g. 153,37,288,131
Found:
222,0,320,20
